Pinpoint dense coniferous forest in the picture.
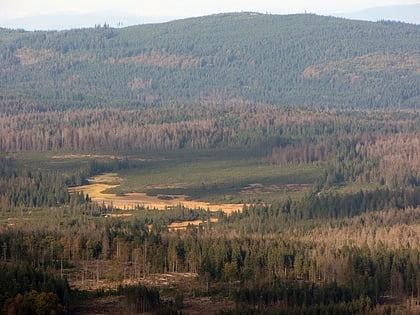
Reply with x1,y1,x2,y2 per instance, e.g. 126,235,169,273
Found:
0,13,419,110
0,13,419,314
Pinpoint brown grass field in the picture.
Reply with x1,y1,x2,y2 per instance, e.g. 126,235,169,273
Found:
69,173,243,214
168,217,219,231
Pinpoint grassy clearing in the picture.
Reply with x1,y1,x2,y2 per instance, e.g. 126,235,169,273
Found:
10,148,323,206
7,150,142,173
110,153,322,203
168,218,219,231
69,173,243,213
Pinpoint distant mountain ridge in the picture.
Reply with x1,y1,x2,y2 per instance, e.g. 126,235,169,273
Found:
0,11,175,31
1,4,419,31
0,13,419,110
340,4,420,24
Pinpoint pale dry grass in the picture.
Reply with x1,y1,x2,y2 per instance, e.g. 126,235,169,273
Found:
69,173,243,214
168,218,219,231
69,269,234,315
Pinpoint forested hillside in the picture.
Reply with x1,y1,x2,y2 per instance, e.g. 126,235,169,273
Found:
0,13,419,110
1,12,420,315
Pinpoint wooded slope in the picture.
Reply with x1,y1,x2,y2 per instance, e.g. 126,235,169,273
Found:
0,13,419,110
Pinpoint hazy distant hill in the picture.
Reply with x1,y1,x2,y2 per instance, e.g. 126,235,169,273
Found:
1,4,419,31
0,11,174,31
340,4,420,24
0,13,419,110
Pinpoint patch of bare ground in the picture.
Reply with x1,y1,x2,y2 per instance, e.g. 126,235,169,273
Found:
69,269,233,314
143,273,234,315
69,271,198,292
168,218,219,231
